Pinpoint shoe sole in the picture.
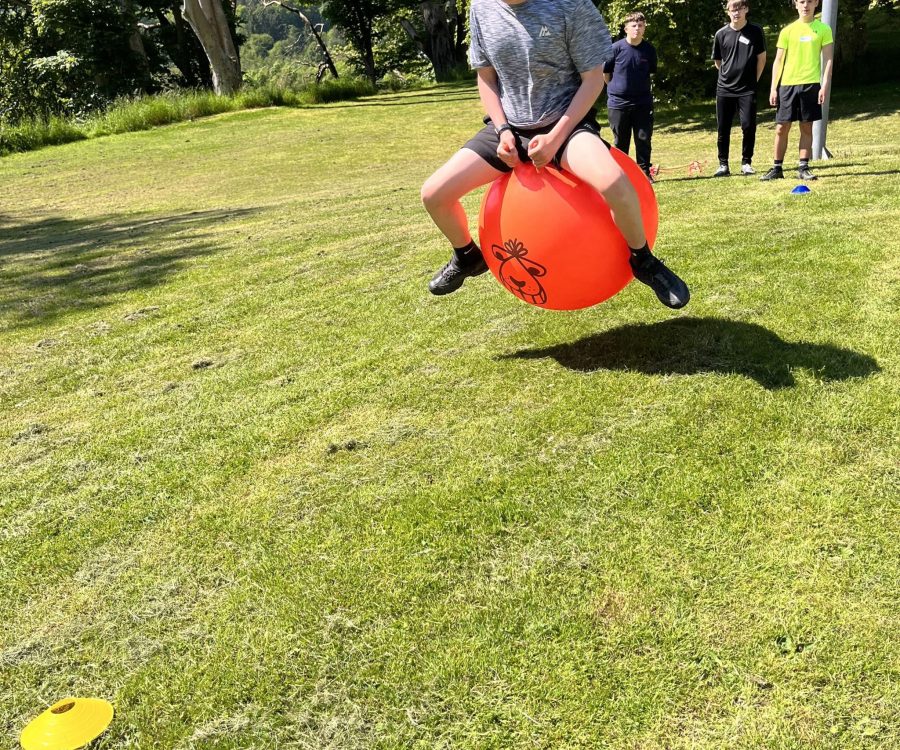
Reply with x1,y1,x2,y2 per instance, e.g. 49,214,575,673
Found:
654,286,690,309
630,265,690,310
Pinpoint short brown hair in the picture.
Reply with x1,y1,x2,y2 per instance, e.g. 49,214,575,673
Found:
726,0,748,9
624,12,646,25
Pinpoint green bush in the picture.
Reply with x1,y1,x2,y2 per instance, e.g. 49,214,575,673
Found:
0,79,384,156
378,70,433,92
302,76,376,103
0,116,86,155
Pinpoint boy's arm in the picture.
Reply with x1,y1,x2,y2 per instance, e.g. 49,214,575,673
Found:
476,66,520,167
756,27,767,80
819,43,834,104
476,66,507,128
756,50,767,81
769,47,785,106
603,55,614,84
526,65,606,169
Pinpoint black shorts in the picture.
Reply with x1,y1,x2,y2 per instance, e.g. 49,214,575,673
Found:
462,112,608,173
776,83,822,123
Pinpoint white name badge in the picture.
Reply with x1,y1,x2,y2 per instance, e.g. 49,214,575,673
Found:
799,35,813,42
739,36,750,45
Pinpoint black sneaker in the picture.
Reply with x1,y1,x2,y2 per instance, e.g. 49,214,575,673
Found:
713,164,730,177
797,167,818,181
629,252,690,309
428,252,488,295
759,166,784,181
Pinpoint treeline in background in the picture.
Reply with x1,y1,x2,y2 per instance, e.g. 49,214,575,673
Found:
1,0,898,129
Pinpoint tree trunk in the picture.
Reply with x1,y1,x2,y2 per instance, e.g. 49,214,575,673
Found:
182,0,242,94
452,0,468,63
401,2,464,82
117,0,152,91
420,2,456,81
262,1,339,79
360,27,376,85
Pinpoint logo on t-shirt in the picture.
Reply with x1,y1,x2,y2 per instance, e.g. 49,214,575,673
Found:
799,35,812,42
539,25,551,37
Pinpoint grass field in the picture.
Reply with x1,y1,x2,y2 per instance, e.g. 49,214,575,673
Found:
1,82,898,749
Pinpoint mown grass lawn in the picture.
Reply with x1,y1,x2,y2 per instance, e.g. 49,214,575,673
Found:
1,83,898,749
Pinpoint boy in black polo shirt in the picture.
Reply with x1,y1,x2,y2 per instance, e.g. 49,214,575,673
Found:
712,0,767,176
603,11,657,180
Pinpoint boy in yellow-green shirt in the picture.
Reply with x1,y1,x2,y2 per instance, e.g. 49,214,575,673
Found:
760,0,834,181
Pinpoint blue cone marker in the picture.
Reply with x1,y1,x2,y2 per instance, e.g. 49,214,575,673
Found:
791,185,811,194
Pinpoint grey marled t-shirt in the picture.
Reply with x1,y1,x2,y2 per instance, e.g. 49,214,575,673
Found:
469,0,612,128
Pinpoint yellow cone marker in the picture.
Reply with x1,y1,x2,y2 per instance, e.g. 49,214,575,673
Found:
20,697,113,750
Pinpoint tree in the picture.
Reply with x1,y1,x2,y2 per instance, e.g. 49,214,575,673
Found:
398,1,468,81
0,0,152,122
598,0,793,98
181,0,242,93
262,0,338,78
320,0,395,83
143,0,214,88
832,0,871,78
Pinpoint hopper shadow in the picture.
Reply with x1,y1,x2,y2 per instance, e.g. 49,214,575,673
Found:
500,317,880,390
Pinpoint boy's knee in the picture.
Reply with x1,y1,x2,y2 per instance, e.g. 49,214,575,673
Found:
603,171,638,206
420,178,443,210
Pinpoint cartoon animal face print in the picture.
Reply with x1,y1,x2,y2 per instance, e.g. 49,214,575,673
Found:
492,239,548,305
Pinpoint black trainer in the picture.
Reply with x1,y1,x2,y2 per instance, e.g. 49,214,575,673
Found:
428,251,488,295
759,166,784,181
797,166,818,181
629,252,690,309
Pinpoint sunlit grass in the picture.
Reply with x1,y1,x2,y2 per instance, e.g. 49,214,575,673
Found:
1,82,898,749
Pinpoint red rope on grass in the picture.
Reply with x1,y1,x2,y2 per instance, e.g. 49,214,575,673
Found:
649,160,708,178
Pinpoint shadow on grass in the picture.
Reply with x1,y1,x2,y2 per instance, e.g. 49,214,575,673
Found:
325,93,479,110
0,208,258,330
798,168,900,179
500,317,880,390
657,164,900,183
651,83,899,135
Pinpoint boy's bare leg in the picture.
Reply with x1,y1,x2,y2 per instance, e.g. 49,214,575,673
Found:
561,131,689,309
421,148,505,248
797,121,813,160
421,148,503,295
560,131,646,250
774,122,791,161
761,122,791,180
796,121,818,179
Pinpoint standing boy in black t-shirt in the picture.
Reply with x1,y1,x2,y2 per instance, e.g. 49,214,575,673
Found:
711,0,767,176
603,12,657,180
